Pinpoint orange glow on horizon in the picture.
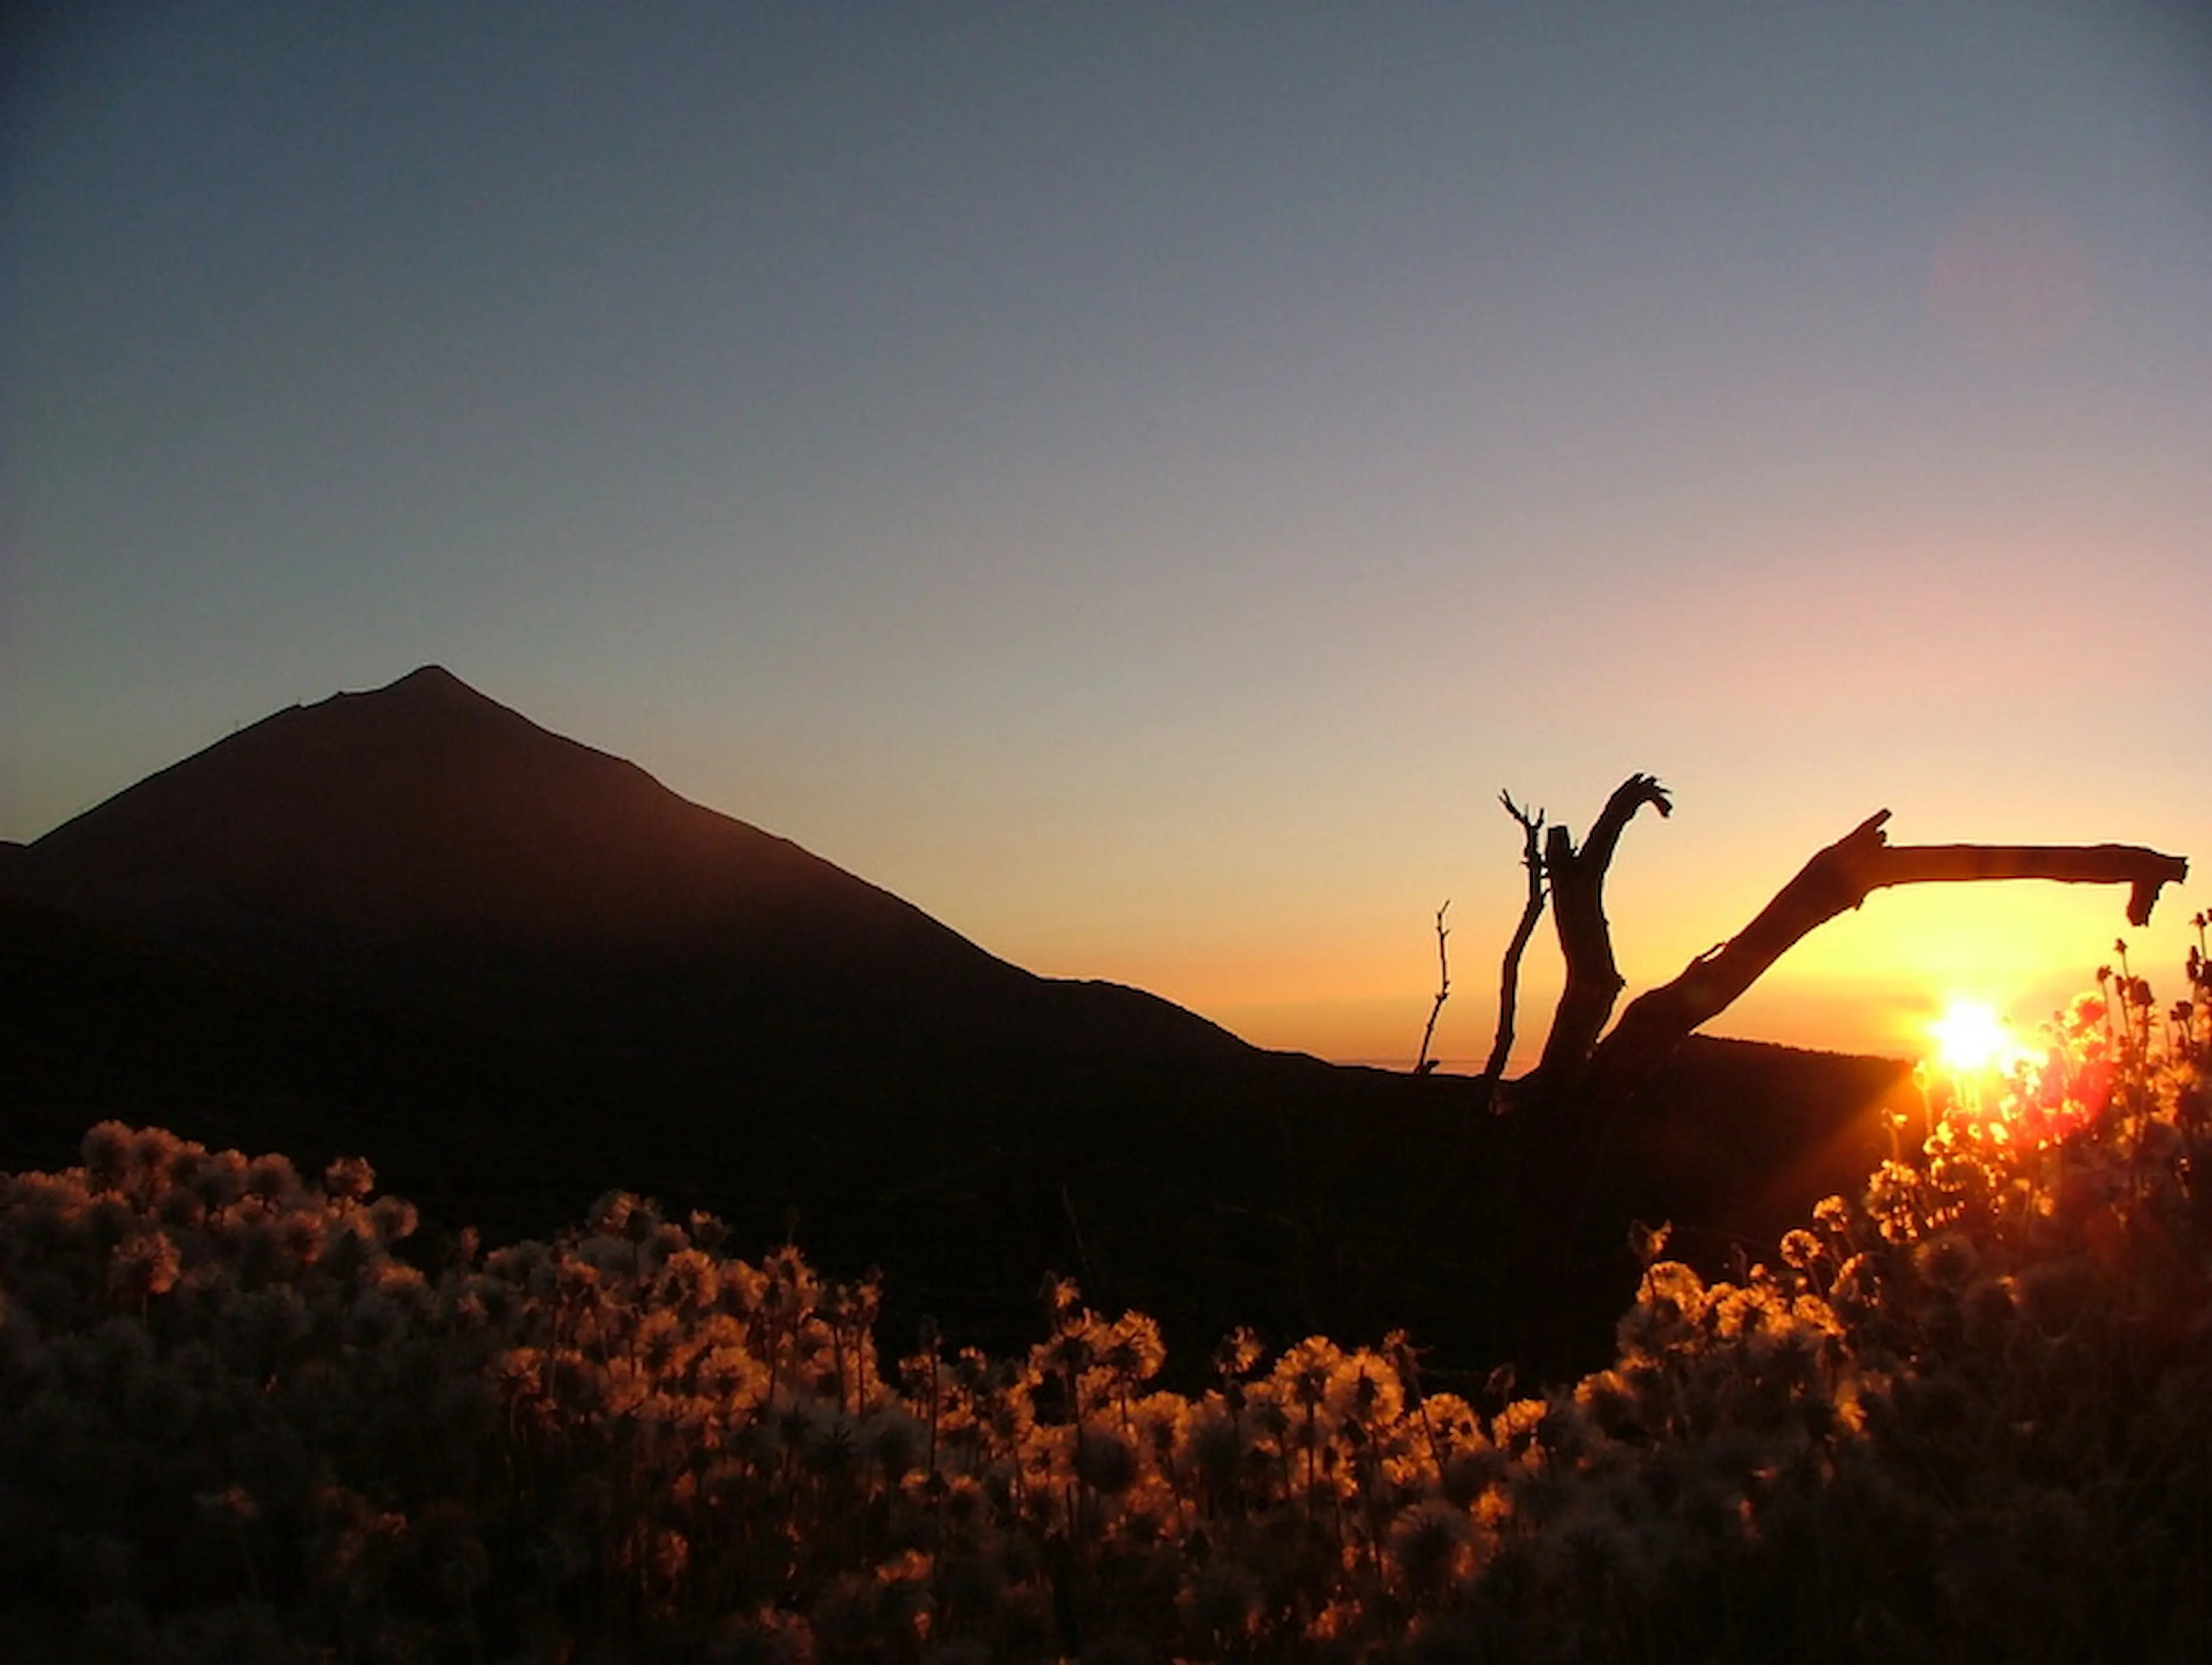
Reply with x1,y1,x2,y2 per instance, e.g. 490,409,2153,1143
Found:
1180,886,2206,1071
1054,856,2200,1073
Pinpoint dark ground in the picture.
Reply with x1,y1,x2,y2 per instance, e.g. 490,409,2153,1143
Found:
0,670,1919,1384
0,890,1913,1387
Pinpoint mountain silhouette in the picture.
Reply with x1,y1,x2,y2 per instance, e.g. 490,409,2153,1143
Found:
0,667,1915,1379
2,666,1246,1062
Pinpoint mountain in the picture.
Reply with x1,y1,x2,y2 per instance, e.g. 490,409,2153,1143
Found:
0,667,1918,1379
0,667,1335,1358
1,666,1246,1062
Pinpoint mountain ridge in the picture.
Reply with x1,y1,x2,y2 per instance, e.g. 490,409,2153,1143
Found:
0,667,1918,1376
2,665,1249,1063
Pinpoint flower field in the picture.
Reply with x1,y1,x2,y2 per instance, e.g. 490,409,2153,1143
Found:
4,930,2209,1663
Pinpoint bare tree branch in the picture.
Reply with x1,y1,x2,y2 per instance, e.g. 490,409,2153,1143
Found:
1481,793,1547,1108
1534,774,1672,1087
1583,809,2191,1099
1415,900,1451,1074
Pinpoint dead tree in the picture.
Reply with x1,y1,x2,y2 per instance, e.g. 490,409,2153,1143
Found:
1501,779,2190,1110
1416,779,2192,1376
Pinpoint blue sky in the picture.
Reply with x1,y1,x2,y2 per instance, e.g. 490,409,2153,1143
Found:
8,3,2210,1064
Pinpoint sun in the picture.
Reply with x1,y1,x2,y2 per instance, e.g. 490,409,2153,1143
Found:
1927,997,2028,1075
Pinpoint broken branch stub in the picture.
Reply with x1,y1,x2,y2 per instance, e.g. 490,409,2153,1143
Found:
1532,774,1672,1088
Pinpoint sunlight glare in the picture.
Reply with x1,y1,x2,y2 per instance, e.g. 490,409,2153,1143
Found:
1927,997,2029,1075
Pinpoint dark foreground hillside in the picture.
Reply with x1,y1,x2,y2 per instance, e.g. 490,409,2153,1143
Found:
2,962,2204,1663
0,887,1913,1384
1,668,1915,1379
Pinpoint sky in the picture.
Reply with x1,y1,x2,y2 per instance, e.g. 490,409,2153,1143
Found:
6,2,2210,1069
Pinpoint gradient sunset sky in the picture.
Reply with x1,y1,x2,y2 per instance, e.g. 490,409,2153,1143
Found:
8,4,2210,1067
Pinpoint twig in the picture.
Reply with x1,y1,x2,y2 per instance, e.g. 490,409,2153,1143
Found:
1415,900,1451,1074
